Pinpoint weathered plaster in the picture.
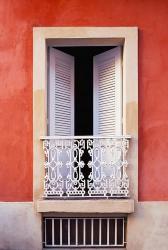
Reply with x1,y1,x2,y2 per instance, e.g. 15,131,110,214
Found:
33,89,46,199
0,202,167,250
0,202,41,250
126,102,138,135
127,202,168,250
0,0,168,202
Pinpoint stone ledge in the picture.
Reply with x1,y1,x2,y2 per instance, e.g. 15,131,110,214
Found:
36,199,134,214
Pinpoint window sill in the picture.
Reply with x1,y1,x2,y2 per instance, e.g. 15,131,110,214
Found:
36,199,134,214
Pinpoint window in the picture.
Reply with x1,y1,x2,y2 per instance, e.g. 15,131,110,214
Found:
43,217,126,248
43,45,129,198
48,46,122,137
33,27,138,210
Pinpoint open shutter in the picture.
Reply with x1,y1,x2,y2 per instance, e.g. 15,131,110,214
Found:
93,47,122,136
48,48,74,136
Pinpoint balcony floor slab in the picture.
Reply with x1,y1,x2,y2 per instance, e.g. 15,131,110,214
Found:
36,199,134,214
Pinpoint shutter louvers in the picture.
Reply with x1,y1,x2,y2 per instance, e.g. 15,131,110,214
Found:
49,48,74,136
93,47,122,136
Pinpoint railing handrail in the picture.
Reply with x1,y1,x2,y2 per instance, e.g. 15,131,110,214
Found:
40,135,131,140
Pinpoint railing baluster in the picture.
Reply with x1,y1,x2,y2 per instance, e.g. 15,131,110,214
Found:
115,218,117,246
68,219,70,246
60,219,62,246
83,218,86,246
91,219,93,246
99,218,102,246
76,218,78,246
107,218,109,246
52,219,54,246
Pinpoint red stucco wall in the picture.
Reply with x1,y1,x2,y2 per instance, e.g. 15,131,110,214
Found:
0,0,168,201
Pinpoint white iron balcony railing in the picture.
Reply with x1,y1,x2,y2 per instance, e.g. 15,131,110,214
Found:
40,136,131,198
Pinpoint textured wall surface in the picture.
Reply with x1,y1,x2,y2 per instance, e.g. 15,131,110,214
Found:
0,202,41,250
0,0,168,201
127,202,168,250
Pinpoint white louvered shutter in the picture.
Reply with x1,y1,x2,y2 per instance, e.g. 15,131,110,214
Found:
93,47,122,136
49,48,74,136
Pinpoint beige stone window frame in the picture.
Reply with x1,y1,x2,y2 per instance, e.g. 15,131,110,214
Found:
33,27,138,213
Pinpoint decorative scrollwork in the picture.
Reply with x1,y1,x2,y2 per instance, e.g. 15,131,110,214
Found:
42,136,130,198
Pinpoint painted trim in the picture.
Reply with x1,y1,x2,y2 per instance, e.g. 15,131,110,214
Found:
37,199,134,213
33,27,138,208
